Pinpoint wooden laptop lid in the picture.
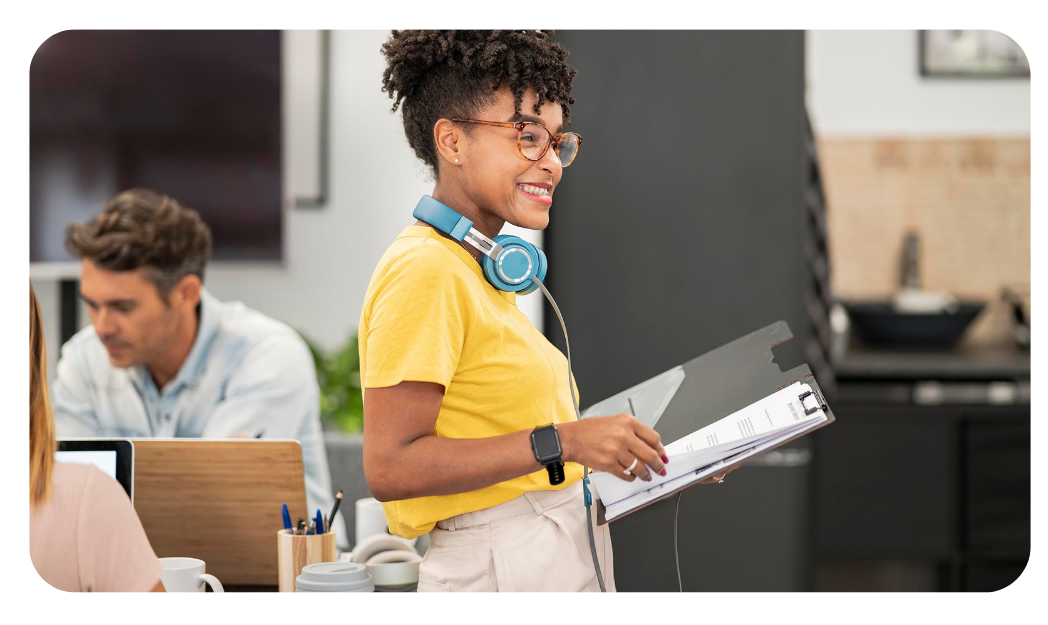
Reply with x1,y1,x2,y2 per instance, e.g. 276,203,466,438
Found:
132,439,309,587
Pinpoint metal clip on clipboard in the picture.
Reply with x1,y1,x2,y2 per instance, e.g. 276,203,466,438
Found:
798,388,828,416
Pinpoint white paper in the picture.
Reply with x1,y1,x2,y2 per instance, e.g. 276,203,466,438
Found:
592,381,827,510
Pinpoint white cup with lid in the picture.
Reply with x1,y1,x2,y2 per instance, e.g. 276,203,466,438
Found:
296,562,374,592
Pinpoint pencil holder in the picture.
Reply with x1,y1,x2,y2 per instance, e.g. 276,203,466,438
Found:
277,529,338,592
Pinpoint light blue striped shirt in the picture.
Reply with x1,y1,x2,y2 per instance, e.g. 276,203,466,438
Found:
51,289,346,543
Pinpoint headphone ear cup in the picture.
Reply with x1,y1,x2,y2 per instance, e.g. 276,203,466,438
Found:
481,236,520,292
483,235,538,293
517,245,547,296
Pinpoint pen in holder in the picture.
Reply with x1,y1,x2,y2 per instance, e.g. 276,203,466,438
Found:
277,529,337,592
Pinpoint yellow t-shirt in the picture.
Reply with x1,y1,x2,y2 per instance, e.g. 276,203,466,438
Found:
359,225,583,539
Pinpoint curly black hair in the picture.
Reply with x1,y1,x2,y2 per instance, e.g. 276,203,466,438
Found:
380,30,577,177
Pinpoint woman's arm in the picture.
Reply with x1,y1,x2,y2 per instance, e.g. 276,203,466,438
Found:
363,381,537,501
363,381,668,501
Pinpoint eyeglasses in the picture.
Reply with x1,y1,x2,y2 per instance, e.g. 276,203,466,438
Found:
451,119,582,167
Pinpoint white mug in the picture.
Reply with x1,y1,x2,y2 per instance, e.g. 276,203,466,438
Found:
355,497,388,545
355,497,418,548
159,557,224,592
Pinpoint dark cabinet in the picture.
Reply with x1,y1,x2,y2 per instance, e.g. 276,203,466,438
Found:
812,396,1030,591
963,419,1031,554
814,407,954,558
963,558,1030,592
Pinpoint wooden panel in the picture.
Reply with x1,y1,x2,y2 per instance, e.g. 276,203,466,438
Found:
132,439,309,586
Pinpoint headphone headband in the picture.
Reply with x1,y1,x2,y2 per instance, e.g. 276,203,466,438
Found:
413,195,473,242
412,195,548,295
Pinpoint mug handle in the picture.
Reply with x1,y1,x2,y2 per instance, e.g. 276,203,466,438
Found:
197,573,224,593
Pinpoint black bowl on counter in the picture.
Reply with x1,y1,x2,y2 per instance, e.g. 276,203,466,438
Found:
842,300,986,348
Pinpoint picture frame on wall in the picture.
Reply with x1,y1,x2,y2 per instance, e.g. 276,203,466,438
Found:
285,30,331,208
919,30,1029,78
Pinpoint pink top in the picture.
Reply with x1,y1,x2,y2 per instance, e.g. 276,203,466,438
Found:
31,462,162,592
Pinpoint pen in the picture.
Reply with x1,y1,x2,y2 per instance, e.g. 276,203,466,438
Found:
296,518,306,536
316,509,324,535
328,490,343,530
254,428,266,439
282,503,292,531
307,520,316,535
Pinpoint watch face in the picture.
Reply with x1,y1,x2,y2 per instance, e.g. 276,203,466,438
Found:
533,427,561,461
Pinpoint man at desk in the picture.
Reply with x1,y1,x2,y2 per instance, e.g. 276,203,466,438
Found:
52,188,344,542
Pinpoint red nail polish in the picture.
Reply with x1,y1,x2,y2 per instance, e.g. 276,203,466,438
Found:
661,454,669,464
660,469,667,477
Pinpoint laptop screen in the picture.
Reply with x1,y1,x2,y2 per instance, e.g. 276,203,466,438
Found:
56,450,118,480
56,440,134,501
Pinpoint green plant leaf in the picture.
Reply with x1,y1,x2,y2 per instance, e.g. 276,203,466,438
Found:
297,329,364,434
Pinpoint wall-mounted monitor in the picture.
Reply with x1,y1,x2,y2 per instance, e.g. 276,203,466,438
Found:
30,30,284,277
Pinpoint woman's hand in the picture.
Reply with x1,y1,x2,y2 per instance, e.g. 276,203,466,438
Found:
557,415,668,483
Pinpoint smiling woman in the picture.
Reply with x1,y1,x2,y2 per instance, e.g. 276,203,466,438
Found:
381,30,577,172
380,30,580,236
357,31,670,593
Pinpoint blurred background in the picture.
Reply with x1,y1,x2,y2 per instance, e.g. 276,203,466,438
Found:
30,30,1030,591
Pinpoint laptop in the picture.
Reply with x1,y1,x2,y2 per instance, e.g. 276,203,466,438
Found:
56,438,135,502
130,439,309,587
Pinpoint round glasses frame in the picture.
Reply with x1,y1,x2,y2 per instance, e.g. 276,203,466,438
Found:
451,118,582,167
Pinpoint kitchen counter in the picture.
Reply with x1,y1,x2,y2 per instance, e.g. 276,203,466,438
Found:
834,342,1030,381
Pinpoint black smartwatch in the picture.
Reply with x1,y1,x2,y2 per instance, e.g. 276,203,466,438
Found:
530,424,566,485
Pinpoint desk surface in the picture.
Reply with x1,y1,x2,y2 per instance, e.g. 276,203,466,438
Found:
224,585,278,592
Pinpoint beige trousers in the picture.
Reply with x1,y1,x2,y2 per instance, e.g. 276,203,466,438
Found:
417,480,616,592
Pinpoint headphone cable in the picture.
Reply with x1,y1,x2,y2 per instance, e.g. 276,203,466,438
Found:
531,276,607,593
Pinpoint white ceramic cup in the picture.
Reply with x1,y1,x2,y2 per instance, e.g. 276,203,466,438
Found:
159,557,224,592
355,497,389,545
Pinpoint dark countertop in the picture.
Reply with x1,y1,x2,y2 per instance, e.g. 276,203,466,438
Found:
834,342,1030,381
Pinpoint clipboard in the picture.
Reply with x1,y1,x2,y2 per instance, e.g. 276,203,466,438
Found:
586,320,835,525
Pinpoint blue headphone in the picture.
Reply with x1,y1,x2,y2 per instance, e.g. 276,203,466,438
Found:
413,195,548,295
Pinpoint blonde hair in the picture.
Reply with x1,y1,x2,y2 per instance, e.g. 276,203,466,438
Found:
30,283,55,504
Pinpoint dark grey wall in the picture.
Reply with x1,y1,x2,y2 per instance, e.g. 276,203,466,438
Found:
546,30,809,591
547,31,808,401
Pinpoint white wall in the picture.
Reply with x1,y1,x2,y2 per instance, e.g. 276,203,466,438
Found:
207,30,544,351
806,30,1030,137
34,30,545,372
203,29,433,352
